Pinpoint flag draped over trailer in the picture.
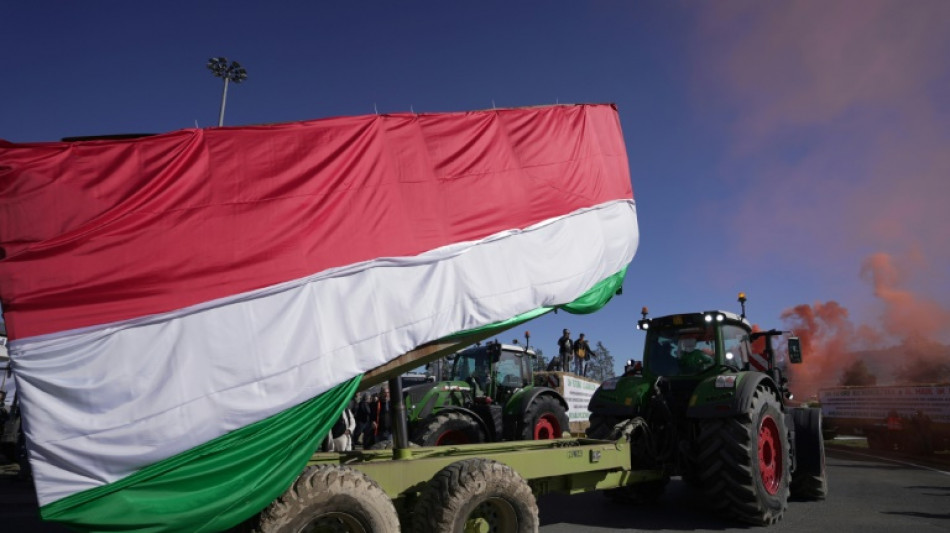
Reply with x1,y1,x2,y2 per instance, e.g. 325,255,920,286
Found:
0,103,638,532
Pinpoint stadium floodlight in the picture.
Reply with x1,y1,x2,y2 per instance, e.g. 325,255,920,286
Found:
207,57,248,127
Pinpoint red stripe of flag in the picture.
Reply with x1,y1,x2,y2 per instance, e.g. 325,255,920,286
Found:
0,105,632,339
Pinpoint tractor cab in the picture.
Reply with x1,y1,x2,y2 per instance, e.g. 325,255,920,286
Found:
589,294,804,442
450,341,535,405
405,334,569,446
638,310,753,379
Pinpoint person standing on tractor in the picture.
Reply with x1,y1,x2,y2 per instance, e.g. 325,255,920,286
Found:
556,329,573,372
573,333,593,376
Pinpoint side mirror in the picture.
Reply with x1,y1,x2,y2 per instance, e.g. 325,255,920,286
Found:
787,337,802,364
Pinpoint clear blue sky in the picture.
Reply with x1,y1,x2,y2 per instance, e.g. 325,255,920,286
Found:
3,1,949,376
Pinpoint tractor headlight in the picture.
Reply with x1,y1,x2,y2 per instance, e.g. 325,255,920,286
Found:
715,375,737,388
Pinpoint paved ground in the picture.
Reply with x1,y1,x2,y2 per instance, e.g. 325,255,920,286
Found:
2,441,948,532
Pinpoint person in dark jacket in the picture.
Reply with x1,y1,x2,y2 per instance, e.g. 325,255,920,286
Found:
365,388,393,447
354,394,370,447
556,329,573,372
573,333,594,376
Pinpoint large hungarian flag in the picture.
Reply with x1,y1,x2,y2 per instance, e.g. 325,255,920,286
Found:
0,104,638,531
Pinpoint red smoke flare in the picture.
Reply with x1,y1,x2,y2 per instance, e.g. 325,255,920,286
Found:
781,252,950,399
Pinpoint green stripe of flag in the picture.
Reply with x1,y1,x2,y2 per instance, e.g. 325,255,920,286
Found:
41,376,361,533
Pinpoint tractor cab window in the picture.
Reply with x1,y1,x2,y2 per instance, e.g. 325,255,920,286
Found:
646,326,716,376
721,325,751,370
452,349,490,392
495,350,526,389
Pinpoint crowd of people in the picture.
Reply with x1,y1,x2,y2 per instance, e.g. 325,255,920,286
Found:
547,328,596,377
323,387,394,452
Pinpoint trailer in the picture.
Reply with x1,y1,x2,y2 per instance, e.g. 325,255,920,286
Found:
1,103,648,532
819,384,950,453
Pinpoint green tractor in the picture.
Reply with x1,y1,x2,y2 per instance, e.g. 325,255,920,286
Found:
403,336,570,446
587,294,827,525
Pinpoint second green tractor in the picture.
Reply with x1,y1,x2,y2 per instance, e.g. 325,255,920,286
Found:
403,340,570,446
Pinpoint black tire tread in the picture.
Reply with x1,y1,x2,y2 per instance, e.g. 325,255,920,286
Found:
602,419,668,503
413,458,539,533
412,411,485,446
790,407,828,500
254,465,399,533
519,395,569,441
694,385,790,525
586,414,620,440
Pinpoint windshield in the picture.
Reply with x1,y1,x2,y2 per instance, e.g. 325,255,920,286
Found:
495,351,527,389
452,349,490,383
451,346,527,393
645,325,717,376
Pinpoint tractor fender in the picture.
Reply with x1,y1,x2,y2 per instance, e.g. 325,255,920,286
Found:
503,387,569,440
686,372,781,419
409,381,472,422
416,405,492,442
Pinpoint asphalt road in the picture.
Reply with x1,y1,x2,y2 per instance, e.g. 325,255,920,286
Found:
2,446,948,532
538,446,950,532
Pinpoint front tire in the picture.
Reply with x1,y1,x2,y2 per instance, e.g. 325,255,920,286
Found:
602,418,669,504
520,395,569,440
695,384,791,525
413,411,485,446
790,407,827,500
412,458,538,533
586,414,621,440
254,465,399,533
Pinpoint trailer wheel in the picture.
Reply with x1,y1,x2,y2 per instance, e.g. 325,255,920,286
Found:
412,458,538,533
413,411,485,446
254,465,399,533
520,395,569,440
790,407,827,500
695,384,790,525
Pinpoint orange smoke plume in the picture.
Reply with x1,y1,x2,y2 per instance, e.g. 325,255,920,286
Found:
781,252,950,399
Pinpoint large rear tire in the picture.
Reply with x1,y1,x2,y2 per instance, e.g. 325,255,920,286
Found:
413,411,485,446
254,465,399,533
520,395,569,440
790,407,828,500
695,384,790,525
412,458,538,533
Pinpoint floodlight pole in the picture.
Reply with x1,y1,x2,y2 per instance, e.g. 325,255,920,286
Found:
218,77,230,127
207,57,248,127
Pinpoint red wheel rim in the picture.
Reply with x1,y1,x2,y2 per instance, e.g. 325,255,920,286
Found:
758,415,783,495
534,413,561,440
436,429,471,445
